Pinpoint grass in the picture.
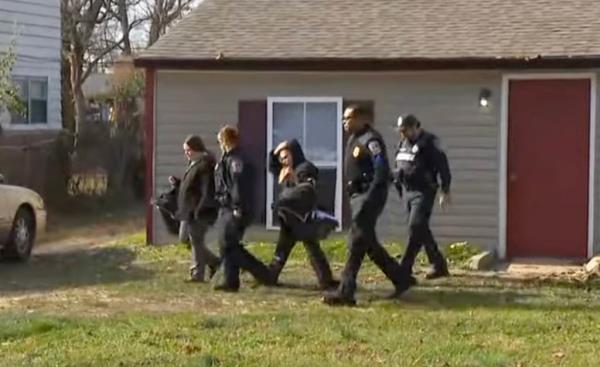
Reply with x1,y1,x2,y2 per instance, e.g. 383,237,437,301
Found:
1,234,599,367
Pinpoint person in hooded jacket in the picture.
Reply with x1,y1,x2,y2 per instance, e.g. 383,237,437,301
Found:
267,139,338,290
172,135,221,282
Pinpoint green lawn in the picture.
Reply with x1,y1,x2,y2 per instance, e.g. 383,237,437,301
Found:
0,235,599,367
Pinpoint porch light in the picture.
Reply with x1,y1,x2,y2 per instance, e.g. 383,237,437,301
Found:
479,88,491,108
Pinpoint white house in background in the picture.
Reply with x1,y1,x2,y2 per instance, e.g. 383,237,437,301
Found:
0,0,61,131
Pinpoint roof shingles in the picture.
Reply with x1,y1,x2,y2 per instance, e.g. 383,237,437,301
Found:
139,0,600,61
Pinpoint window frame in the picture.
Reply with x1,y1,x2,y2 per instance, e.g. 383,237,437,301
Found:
266,96,344,230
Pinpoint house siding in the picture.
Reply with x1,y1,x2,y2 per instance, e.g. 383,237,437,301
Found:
152,70,502,248
0,0,61,130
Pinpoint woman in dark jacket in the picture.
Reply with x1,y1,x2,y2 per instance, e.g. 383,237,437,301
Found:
268,139,338,290
172,135,220,282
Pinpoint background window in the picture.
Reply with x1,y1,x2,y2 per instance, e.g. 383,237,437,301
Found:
10,77,48,124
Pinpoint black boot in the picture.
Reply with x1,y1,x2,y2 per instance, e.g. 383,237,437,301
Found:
319,279,341,291
323,291,357,307
385,274,416,299
213,284,239,292
425,264,450,280
268,259,284,285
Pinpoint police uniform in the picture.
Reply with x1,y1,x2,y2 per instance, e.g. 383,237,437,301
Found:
394,126,451,278
214,148,274,291
324,126,410,305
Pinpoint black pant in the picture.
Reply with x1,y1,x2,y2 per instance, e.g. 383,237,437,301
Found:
216,209,272,288
399,190,447,274
270,224,334,287
338,194,405,299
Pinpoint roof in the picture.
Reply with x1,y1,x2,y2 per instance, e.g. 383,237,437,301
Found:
136,0,600,69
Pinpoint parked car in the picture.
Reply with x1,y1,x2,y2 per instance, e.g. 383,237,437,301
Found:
0,174,46,261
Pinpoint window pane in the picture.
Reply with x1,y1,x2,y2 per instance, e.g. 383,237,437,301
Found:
30,100,47,123
272,102,303,147
14,79,28,99
30,80,47,99
305,102,337,163
9,79,28,124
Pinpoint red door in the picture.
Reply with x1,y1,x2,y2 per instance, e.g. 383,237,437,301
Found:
507,79,590,258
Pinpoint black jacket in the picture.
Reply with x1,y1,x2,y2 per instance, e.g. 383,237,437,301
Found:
215,147,251,216
176,151,219,222
269,139,319,220
345,126,391,220
393,130,451,196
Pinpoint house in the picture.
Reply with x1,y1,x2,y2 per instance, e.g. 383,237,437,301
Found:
0,0,62,193
135,0,600,260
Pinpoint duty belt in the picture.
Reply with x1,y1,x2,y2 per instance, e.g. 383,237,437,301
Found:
347,174,373,195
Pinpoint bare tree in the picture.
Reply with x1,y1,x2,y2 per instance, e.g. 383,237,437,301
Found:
144,0,195,47
62,0,145,134
62,0,113,135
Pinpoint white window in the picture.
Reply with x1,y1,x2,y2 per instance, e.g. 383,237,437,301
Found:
267,97,343,229
10,77,48,125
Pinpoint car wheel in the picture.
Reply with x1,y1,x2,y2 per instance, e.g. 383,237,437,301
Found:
2,207,36,262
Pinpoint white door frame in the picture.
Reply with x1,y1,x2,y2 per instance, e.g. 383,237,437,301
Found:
266,96,344,230
499,72,597,259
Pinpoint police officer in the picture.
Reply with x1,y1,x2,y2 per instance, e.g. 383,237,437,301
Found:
394,114,451,280
324,105,412,306
213,125,275,292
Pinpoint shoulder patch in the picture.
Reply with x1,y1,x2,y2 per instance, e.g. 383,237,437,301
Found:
230,158,243,173
367,140,382,156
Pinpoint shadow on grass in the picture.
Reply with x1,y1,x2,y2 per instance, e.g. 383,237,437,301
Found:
0,246,153,295
368,286,600,312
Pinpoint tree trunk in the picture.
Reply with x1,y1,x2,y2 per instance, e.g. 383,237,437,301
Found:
117,0,132,55
69,45,86,137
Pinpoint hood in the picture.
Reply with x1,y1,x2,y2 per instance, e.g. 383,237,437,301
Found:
268,138,307,175
287,139,306,168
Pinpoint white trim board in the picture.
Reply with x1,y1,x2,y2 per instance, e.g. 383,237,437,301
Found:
266,96,344,231
499,72,597,259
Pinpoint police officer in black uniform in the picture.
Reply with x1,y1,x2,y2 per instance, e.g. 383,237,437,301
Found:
213,125,275,292
324,105,412,306
394,114,451,280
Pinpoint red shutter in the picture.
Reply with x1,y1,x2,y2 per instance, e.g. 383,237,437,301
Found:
238,101,267,224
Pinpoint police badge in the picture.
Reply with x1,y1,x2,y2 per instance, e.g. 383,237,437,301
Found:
412,144,419,154
353,146,361,158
